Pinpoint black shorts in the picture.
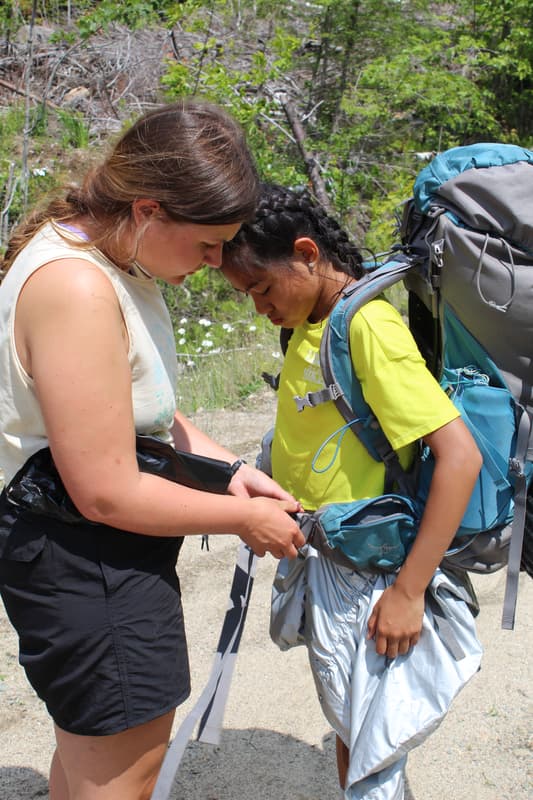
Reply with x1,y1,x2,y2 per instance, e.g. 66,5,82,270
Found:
0,510,190,736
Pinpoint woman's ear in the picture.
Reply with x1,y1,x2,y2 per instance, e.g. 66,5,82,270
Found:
132,198,162,226
293,237,319,270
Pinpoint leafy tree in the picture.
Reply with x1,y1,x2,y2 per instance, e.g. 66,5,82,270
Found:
76,0,176,38
3,1,533,258
159,0,532,248
456,0,533,141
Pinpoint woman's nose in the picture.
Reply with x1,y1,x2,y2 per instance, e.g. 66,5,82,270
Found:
204,243,224,268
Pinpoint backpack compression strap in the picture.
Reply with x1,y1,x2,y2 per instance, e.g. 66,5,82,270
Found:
150,542,257,800
501,406,531,629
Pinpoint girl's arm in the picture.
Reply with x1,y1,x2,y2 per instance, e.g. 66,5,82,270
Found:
366,416,482,658
17,259,304,557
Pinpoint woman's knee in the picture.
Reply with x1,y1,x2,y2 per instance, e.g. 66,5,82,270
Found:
54,710,175,799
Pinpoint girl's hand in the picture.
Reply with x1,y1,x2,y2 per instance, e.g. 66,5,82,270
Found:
229,462,303,509
366,582,424,658
365,416,482,660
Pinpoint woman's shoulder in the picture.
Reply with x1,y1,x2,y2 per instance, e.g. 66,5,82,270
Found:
10,221,102,277
15,254,122,344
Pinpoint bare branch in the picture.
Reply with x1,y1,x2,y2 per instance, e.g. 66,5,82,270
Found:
0,162,19,255
280,96,333,212
0,77,57,109
257,112,296,144
21,0,38,211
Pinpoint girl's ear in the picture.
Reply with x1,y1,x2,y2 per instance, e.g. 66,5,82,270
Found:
293,237,319,269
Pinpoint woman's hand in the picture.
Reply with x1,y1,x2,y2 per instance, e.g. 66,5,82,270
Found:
229,465,305,558
239,496,305,559
229,462,303,509
366,582,424,658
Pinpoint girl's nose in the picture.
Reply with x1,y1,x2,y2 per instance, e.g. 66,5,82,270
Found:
252,295,271,315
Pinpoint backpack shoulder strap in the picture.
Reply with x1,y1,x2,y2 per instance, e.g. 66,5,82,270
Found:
294,255,419,492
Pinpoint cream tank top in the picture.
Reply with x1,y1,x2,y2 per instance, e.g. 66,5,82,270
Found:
0,222,178,488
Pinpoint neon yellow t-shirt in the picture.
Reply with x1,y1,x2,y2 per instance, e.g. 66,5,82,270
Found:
271,298,459,511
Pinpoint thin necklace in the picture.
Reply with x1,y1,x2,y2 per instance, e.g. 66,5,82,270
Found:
131,260,154,279
314,275,355,323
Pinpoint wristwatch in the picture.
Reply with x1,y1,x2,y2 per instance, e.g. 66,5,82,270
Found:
229,458,247,477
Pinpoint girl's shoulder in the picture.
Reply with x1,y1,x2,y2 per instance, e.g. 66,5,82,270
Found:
349,297,424,365
355,296,404,325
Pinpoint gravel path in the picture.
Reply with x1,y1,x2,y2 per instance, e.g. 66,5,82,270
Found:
1,393,531,799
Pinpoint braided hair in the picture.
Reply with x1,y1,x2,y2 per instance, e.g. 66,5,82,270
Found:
222,183,364,279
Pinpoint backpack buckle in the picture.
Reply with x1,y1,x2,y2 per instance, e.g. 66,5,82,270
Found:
294,384,343,412
509,457,525,478
329,383,344,401
294,392,316,412
431,238,445,272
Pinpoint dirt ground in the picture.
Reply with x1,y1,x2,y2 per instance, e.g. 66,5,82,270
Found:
0,391,532,799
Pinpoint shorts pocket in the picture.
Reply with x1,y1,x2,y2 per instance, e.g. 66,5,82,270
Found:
0,504,47,563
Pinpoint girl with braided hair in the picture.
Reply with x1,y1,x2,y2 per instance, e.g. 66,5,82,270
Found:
221,183,483,800
0,106,305,799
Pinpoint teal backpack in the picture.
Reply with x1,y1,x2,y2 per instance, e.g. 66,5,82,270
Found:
271,143,533,630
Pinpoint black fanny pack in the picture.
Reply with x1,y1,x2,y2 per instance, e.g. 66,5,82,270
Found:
1,435,235,527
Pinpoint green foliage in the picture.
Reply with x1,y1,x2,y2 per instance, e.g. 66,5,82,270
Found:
3,0,533,405
455,0,533,141
161,15,308,186
76,0,175,38
175,337,280,414
0,105,25,141
159,0,529,246
161,268,275,349
57,109,90,149
0,1,22,40
0,104,58,232
346,48,500,152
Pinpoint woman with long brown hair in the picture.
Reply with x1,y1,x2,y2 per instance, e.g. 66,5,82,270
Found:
0,102,304,799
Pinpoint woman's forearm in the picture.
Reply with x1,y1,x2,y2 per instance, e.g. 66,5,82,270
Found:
171,409,239,463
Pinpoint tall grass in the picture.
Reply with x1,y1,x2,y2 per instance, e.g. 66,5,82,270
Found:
175,327,282,414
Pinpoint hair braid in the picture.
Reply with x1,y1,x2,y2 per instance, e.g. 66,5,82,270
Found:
223,183,364,278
